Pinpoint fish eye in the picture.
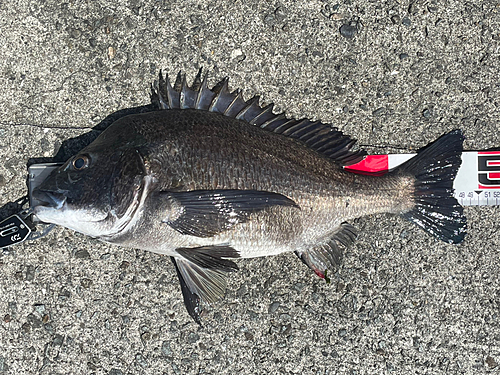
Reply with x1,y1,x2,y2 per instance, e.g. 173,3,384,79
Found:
72,155,89,170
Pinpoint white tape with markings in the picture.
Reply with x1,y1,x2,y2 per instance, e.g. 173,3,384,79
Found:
345,151,500,206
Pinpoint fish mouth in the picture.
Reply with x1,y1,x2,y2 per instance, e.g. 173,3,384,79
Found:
32,189,67,210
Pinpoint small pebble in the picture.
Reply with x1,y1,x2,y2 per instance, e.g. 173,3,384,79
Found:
281,323,292,336
109,369,124,375
268,302,280,313
372,107,386,116
391,15,400,24
21,322,31,333
402,17,411,26
171,363,181,374
59,289,70,300
70,29,81,39
244,332,254,340
25,265,35,281
53,334,64,346
27,314,41,328
279,313,291,321
399,53,409,60
75,249,90,259
486,356,497,369
263,13,275,26
236,285,247,297
108,46,117,59
3,314,11,323
422,108,432,118
81,278,93,289
187,332,200,343
247,310,259,320
34,304,45,315
293,282,306,292
161,341,172,357
339,24,357,39
135,353,148,368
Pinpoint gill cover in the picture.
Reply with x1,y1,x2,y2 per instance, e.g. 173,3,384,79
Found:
33,138,147,238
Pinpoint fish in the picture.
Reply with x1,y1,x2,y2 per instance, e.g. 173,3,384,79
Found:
32,70,467,323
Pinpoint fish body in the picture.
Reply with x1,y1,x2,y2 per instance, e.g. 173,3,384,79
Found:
33,71,467,323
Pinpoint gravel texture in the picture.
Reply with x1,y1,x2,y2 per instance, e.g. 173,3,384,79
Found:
1,1,500,374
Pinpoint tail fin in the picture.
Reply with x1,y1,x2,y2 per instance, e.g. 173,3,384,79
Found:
395,130,466,244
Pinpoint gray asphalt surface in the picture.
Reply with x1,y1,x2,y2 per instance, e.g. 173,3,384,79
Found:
1,1,499,374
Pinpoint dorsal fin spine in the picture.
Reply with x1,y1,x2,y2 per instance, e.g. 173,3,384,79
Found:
194,71,206,109
151,70,366,166
173,71,182,92
249,103,274,125
208,78,229,113
166,74,180,109
273,119,299,134
282,119,311,136
223,90,244,116
259,113,287,129
235,96,259,120
290,121,322,139
180,74,188,109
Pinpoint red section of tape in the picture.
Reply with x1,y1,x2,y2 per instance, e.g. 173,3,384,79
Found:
479,184,500,189
489,172,500,179
478,151,500,155
344,155,389,174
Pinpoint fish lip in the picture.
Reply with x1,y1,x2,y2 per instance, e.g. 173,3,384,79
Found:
32,189,67,210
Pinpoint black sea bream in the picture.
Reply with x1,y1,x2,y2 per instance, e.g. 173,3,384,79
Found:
33,71,467,323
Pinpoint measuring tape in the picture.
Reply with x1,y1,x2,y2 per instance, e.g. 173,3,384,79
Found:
345,151,500,206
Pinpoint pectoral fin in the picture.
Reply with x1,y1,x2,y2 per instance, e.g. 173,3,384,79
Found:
295,223,357,280
161,189,298,238
171,245,241,324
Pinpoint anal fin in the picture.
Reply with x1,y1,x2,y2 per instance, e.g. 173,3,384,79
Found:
295,223,357,279
172,245,240,324
176,245,240,271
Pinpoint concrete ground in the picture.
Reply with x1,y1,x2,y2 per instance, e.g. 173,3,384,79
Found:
0,0,499,374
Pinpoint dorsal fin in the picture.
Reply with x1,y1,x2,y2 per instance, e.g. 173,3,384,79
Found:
151,69,366,165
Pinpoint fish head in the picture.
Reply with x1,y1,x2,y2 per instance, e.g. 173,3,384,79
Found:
32,142,148,238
